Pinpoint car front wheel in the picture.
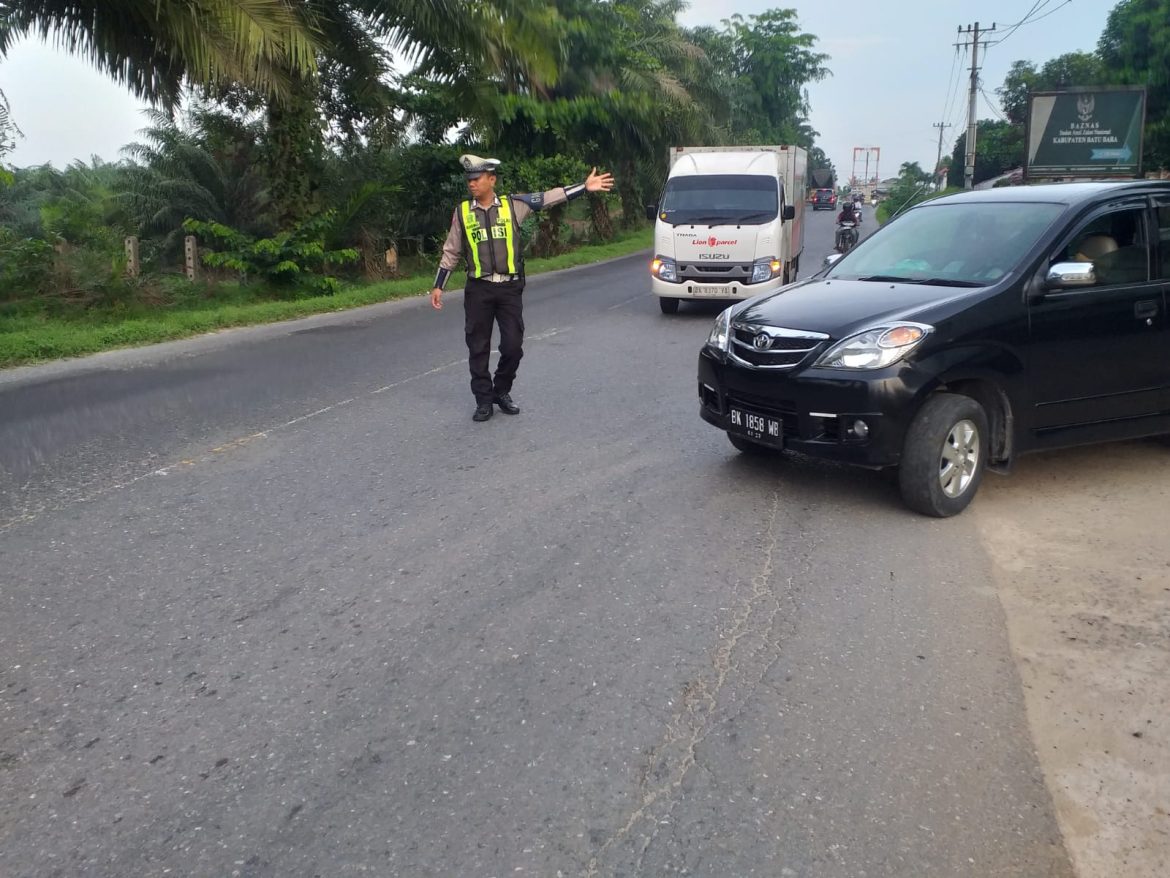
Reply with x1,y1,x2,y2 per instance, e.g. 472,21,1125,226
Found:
659,296,680,315
898,393,989,518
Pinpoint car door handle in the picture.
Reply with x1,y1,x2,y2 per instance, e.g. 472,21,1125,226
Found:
1135,299,1159,319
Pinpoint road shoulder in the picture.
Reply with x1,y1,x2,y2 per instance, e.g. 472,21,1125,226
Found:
975,442,1170,877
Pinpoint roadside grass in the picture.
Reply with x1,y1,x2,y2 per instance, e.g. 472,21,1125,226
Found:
0,227,653,368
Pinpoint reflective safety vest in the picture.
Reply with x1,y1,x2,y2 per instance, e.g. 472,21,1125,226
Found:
460,196,519,278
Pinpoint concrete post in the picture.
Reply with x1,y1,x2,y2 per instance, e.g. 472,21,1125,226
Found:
124,236,140,278
184,236,198,281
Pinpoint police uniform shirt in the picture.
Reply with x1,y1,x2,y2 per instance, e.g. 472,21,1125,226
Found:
434,185,585,289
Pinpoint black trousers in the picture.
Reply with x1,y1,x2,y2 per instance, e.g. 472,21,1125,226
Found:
464,277,524,403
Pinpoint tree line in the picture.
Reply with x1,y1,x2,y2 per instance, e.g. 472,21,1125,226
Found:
0,1,833,304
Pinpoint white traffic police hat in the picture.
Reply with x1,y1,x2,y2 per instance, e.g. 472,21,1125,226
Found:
460,154,501,178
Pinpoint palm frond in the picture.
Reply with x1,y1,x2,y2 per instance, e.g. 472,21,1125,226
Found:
0,0,320,105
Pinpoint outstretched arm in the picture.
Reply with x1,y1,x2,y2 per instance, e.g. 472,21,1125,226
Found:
511,167,616,220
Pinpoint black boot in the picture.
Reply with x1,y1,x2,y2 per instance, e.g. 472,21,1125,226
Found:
494,393,520,415
473,402,494,422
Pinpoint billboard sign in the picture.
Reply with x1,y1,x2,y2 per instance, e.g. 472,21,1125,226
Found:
1025,87,1145,179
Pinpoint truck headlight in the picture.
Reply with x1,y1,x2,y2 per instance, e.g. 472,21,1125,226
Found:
813,323,932,370
651,257,680,283
706,307,732,351
750,257,782,284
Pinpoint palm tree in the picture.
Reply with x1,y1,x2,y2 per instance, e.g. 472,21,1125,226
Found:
0,85,18,184
0,0,319,105
252,0,557,225
475,0,719,235
119,108,270,254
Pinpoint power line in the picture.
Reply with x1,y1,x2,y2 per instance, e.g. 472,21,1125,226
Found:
1004,0,1073,31
991,0,1046,45
989,0,1069,47
940,44,966,130
939,44,960,120
980,87,1008,122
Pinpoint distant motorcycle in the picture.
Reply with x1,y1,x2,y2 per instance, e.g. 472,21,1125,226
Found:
835,220,858,253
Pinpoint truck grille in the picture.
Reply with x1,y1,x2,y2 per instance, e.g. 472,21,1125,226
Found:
729,323,829,370
679,262,752,283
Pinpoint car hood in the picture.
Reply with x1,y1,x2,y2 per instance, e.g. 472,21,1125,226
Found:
732,277,979,337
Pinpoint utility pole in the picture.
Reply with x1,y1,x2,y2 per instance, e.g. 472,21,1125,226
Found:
933,122,952,189
956,21,996,190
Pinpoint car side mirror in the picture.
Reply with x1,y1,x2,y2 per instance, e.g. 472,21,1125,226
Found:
782,205,796,221
645,203,659,221
823,253,843,270
1045,261,1097,290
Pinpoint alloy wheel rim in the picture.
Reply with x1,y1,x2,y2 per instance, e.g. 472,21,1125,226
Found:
939,419,980,498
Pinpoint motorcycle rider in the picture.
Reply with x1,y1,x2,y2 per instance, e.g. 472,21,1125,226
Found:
836,201,858,251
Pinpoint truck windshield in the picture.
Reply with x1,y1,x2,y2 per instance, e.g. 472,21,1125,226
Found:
827,201,1065,287
660,175,779,225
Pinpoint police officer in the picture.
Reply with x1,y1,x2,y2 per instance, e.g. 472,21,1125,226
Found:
431,155,614,421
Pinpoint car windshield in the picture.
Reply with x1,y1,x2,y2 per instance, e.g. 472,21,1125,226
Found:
660,175,779,225
827,201,1065,286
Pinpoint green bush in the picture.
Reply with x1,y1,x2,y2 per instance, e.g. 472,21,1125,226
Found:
508,154,591,257
183,212,360,295
0,228,54,297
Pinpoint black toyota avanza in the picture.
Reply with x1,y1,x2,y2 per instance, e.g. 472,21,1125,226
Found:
698,181,1170,516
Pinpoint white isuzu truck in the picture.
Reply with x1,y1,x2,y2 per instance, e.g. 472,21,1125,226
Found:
649,145,807,314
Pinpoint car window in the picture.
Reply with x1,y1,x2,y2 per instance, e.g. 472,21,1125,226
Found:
828,201,1064,286
1157,206,1170,278
1058,207,1149,286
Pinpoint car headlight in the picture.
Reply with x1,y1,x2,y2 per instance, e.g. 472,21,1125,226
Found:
750,257,782,284
706,307,732,351
651,257,680,283
813,323,932,370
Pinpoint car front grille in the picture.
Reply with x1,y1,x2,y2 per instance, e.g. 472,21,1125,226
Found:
729,322,829,370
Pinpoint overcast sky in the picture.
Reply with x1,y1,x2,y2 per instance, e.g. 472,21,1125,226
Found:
0,0,1112,177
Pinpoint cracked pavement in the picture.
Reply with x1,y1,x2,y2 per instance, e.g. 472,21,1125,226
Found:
1,212,1073,876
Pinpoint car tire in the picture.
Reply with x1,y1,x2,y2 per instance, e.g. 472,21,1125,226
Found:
727,432,777,455
659,296,680,315
898,393,989,518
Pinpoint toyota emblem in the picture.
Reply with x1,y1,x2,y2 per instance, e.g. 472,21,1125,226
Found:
753,332,771,351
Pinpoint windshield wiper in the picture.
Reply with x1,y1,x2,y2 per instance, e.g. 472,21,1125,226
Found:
680,215,736,226
734,212,777,223
914,277,985,288
854,274,983,288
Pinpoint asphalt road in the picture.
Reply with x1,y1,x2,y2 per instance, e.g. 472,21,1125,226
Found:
0,208,1073,877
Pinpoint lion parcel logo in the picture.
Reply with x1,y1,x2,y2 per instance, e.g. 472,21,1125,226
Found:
692,236,738,247
1077,93,1095,123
